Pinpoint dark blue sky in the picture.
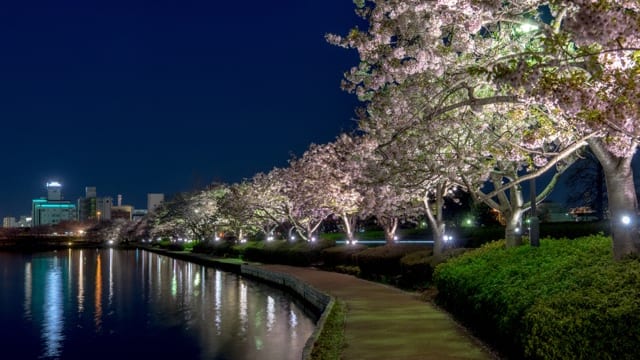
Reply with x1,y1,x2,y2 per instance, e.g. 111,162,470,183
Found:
0,0,362,218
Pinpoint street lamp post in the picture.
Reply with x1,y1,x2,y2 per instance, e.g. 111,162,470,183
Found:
530,178,540,247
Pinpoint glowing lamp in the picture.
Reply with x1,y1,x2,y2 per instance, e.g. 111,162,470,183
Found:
621,215,632,226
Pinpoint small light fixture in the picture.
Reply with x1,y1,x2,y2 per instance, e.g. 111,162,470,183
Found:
621,215,632,226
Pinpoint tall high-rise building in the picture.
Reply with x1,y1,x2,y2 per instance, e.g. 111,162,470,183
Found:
32,181,76,226
47,181,62,201
147,193,164,212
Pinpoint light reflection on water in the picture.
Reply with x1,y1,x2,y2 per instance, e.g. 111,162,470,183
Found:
41,260,64,358
24,262,32,320
1,249,316,360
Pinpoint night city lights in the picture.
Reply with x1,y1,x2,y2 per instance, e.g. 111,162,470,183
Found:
1,1,639,359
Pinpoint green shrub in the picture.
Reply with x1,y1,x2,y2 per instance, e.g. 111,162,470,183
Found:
399,248,468,289
319,232,346,242
453,222,609,248
158,239,171,248
434,235,640,359
157,240,185,251
455,226,506,247
239,239,335,266
334,265,360,277
523,260,640,360
321,245,366,268
399,250,433,288
355,244,427,281
192,241,238,257
165,242,185,251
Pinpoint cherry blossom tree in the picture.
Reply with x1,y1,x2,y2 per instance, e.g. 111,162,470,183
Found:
281,154,333,241
483,1,640,258
346,134,423,244
148,188,225,243
247,171,290,239
331,0,639,258
300,134,368,243
365,111,467,254
359,72,581,247
360,181,419,244
148,197,187,241
218,181,261,241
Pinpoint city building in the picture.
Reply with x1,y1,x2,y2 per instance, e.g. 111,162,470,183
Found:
77,186,112,221
3,217,16,228
111,205,133,221
32,181,77,226
97,197,112,221
110,194,133,220
16,216,32,228
147,193,164,213
47,181,62,200
77,187,97,221
132,209,148,221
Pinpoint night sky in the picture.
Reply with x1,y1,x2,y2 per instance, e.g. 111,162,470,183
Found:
0,0,362,218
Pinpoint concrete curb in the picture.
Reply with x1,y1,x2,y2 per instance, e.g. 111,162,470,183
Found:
241,264,334,360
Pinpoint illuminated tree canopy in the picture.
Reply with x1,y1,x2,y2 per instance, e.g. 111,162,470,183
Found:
329,0,640,259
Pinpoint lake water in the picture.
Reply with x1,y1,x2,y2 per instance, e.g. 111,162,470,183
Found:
0,249,316,359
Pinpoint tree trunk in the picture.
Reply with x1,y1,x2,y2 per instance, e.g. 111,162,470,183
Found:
589,138,640,260
305,219,325,242
424,184,447,256
605,168,640,259
381,217,398,245
504,208,523,248
503,178,524,248
341,213,357,243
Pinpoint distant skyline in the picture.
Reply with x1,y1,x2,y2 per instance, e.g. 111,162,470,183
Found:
0,0,362,218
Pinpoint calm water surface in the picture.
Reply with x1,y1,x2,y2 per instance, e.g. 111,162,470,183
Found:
0,249,316,359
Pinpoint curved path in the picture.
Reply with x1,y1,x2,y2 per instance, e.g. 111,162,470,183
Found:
261,265,495,360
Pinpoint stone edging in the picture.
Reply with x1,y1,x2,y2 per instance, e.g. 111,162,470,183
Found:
240,265,334,360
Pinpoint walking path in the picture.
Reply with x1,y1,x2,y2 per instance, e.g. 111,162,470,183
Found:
260,264,495,360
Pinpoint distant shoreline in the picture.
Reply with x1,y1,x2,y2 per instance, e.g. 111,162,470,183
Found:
0,235,106,251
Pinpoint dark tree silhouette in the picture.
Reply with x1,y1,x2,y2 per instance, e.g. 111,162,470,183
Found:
564,149,605,220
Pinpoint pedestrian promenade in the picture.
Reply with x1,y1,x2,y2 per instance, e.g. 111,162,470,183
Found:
261,265,495,360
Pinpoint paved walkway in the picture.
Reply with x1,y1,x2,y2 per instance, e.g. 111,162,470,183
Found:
261,265,495,360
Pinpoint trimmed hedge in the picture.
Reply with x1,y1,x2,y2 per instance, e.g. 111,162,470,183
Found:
399,248,468,289
158,240,185,251
238,239,336,266
321,245,367,268
434,235,640,359
192,240,239,257
355,244,426,281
